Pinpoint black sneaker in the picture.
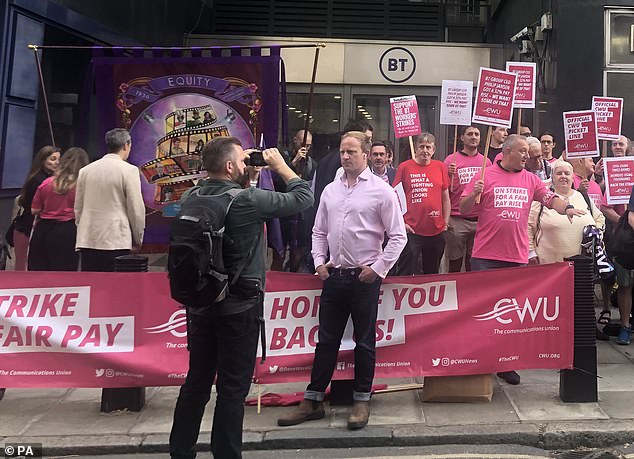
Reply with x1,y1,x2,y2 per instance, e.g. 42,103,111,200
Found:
497,371,520,385
596,327,610,341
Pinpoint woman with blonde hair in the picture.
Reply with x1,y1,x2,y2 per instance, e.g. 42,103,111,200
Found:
28,147,89,271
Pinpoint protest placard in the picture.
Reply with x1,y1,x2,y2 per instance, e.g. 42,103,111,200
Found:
472,67,517,128
390,95,422,138
592,96,623,141
440,80,473,126
562,110,600,158
603,156,634,205
505,62,536,109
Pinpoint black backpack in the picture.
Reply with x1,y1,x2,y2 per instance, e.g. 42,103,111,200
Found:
168,187,248,308
609,210,634,270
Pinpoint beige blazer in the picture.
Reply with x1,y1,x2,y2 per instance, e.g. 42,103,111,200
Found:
75,154,146,250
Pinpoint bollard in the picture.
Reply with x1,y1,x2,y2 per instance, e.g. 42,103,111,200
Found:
100,255,148,413
560,255,597,402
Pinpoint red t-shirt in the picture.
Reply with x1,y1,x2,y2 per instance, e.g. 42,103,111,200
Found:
32,177,76,222
444,151,491,218
463,162,555,263
393,159,449,236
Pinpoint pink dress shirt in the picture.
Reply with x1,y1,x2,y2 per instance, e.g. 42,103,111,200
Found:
312,167,407,278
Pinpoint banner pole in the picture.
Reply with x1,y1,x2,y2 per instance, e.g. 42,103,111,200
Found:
450,125,458,192
30,46,56,146
476,126,492,204
408,136,415,160
517,108,522,135
298,44,323,178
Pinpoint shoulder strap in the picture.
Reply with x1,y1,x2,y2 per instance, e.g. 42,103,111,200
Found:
580,191,593,217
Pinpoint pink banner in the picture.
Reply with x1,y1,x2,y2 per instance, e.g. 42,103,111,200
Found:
0,264,574,388
256,264,574,384
592,96,623,141
604,157,634,205
472,67,517,128
505,62,536,109
390,95,422,138
563,110,600,159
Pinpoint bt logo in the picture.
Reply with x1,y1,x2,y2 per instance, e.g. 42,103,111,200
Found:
379,47,416,83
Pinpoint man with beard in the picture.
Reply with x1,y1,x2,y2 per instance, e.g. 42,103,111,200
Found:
369,141,396,185
169,136,313,459
487,126,508,162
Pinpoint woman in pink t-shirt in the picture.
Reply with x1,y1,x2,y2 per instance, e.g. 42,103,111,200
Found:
28,148,89,271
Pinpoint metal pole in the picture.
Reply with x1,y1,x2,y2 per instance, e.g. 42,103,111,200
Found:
30,46,56,146
297,45,323,178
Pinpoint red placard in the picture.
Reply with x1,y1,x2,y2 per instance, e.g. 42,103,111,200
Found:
390,95,422,138
563,110,600,158
603,157,634,205
592,96,624,141
505,62,536,109
472,67,517,128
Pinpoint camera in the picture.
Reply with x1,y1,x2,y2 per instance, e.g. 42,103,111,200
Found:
246,149,266,167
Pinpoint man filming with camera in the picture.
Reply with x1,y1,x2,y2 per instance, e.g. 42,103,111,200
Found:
169,136,313,459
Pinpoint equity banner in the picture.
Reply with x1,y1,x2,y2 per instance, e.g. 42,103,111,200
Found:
256,264,574,384
92,54,281,243
0,264,574,388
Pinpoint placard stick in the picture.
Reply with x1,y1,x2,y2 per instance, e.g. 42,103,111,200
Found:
257,383,262,414
408,136,416,160
516,108,522,135
450,125,458,192
476,126,493,204
602,140,608,158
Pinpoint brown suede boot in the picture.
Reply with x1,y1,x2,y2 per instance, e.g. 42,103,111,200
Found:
277,399,325,426
347,400,370,430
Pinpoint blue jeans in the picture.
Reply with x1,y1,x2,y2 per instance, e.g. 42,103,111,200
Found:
305,271,382,402
470,257,525,271
169,306,260,459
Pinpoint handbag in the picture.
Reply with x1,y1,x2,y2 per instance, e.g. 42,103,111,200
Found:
609,211,634,270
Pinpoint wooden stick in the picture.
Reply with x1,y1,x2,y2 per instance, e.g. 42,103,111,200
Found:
408,136,416,160
476,126,493,204
373,383,424,395
257,383,262,414
602,139,608,158
450,125,458,192
297,46,322,178
516,109,522,135
32,48,56,146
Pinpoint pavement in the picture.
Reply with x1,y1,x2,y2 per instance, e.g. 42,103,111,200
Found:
1,339,634,457
2,254,634,456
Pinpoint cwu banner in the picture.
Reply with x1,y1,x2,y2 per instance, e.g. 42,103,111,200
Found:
0,264,573,388
92,53,281,244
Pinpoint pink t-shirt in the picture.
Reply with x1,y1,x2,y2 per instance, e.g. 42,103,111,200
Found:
600,192,626,217
463,162,556,263
444,152,491,218
572,174,603,209
393,159,449,236
31,177,76,221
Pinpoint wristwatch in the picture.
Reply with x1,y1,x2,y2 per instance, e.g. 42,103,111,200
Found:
565,204,575,211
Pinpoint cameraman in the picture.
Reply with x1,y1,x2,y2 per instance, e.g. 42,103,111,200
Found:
169,136,313,459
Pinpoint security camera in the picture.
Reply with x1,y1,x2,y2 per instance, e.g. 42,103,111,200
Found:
510,27,530,43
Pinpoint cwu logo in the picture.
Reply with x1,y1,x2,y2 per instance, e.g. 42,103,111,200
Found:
144,310,187,338
473,296,560,324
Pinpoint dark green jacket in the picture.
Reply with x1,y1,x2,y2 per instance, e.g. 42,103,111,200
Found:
193,177,313,315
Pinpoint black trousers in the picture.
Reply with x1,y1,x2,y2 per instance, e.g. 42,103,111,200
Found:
169,306,260,459
28,219,79,271
396,232,445,275
79,248,130,272
306,272,382,401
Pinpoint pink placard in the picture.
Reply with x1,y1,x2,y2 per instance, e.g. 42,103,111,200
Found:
592,96,624,141
472,67,517,128
604,157,634,205
505,62,536,109
563,110,600,158
390,95,422,138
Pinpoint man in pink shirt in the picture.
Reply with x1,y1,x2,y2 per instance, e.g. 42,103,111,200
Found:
393,132,450,275
539,131,558,164
461,134,586,385
568,156,602,209
444,125,490,272
277,131,406,430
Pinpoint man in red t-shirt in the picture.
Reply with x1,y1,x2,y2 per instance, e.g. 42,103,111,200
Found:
393,133,450,275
